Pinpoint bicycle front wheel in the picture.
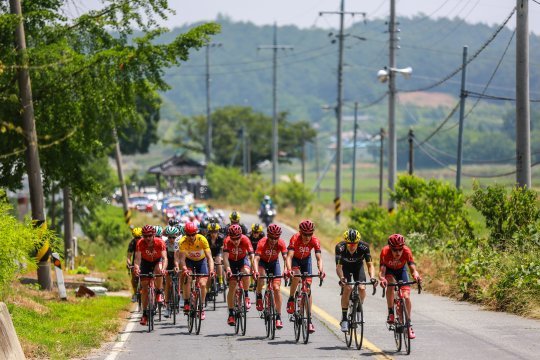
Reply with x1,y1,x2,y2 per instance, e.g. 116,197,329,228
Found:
264,292,271,338
354,299,364,350
234,290,243,335
293,296,301,343
187,292,195,333
345,301,354,348
394,303,402,351
240,291,247,336
195,288,203,335
147,288,154,333
268,291,276,340
402,300,411,354
301,293,311,344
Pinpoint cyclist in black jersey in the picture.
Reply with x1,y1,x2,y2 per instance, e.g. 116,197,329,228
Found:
207,222,226,290
248,223,265,252
223,211,248,236
335,229,376,332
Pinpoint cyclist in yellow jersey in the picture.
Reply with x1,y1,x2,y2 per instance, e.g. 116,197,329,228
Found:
174,222,215,320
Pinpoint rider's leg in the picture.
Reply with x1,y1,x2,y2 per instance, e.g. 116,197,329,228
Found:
215,255,223,285
272,280,282,314
140,278,149,310
164,275,171,303
227,279,237,309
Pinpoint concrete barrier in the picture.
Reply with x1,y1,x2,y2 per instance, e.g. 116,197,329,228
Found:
0,302,26,360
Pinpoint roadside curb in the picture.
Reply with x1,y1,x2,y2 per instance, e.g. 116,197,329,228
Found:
103,305,139,360
0,302,26,360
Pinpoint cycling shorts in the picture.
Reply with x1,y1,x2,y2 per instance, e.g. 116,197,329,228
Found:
186,258,209,275
292,256,312,275
229,257,250,274
385,266,410,291
140,259,161,276
342,262,366,283
258,259,281,276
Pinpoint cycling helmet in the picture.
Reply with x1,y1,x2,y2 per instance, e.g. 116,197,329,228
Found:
299,220,314,235
229,211,241,223
344,229,361,244
251,223,263,232
388,233,405,248
228,224,242,239
207,222,221,232
264,195,271,201
142,225,155,236
168,218,179,227
131,227,142,238
154,225,163,237
184,222,198,236
164,226,179,237
267,223,282,238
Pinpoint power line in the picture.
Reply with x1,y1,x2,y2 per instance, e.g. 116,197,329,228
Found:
468,91,540,102
411,101,460,146
399,6,516,93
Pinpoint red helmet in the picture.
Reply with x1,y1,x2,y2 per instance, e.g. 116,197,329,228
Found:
267,223,282,238
184,222,198,236
142,225,155,236
299,220,314,235
388,234,405,248
228,224,242,239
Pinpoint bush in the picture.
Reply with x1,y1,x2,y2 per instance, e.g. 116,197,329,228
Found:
206,164,270,205
349,203,393,248
0,192,57,298
470,182,540,250
275,175,313,214
80,204,131,246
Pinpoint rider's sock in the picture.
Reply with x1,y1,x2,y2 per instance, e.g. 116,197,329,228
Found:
244,290,249,297
276,313,281,320
341,308,348,321
228,308,234,316
184,299,188,306
256,292,262,299
288,296,294,302
218,276,223,284
388,308,394,314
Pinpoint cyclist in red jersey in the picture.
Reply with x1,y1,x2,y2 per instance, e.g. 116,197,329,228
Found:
223,224,255,326
253,223,288,329
284,220,325,334
378,233,422,339
133,225,167,326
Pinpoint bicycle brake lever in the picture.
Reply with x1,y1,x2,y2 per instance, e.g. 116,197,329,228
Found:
372,284,377,296
418,282,422,294
319,278,323,287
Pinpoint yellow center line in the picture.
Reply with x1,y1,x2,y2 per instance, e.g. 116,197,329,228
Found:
280,286,392,360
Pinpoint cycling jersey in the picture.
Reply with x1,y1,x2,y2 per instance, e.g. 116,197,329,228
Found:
179,234,210,261
165,238,180,270
335,241,372,265
379,245,415,270
255,237,287,263
208,232,225,257
248,231,265,252
287,232,321,260
223,234,253,261
136,237,166,262
127,237,141,264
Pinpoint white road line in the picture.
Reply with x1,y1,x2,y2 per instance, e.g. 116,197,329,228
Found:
104,311,139,360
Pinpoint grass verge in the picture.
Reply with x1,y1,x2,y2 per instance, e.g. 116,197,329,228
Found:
6,283,130,359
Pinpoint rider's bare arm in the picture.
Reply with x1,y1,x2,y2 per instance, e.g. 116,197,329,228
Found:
205,248,214,273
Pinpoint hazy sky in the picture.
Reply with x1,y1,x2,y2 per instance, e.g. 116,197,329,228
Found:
74,0,540,35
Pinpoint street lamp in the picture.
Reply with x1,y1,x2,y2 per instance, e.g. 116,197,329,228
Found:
377,65,412,211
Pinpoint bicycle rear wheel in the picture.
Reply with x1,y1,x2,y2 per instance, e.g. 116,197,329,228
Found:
402,301,411,354
354,299,364,350
222,281,227,303
195,288,203,335
301,293,311,344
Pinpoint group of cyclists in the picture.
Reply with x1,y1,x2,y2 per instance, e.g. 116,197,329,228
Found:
126,209,422,340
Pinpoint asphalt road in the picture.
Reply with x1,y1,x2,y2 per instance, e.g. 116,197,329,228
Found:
91,213,540,360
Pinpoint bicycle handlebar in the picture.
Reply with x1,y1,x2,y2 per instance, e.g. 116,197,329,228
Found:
381,280,421,298
292,273,324,287
138,273,164,278
343,280,378,296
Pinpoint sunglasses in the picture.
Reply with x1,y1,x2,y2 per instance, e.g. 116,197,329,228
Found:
231,237,241,241
391,247,403,253
143,234,153,238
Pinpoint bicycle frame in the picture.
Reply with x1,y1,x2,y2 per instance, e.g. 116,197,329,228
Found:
289,273,323,344
382,280,422,354
138,273,164,333
165,270,180,324
230,273,251,336
342,280,377,349
184,272,207,335
259,274,283,340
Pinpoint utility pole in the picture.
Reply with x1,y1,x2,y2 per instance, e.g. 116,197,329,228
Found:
63,187,74,270
379,128,385,207
301,139,306,185
10,0,51,290
456,46,468,189
113,128,130,225
205,43,222,163
320,0,366,223
387,0,398,211
351,101,359,206
408,129,414,175
315,134,321,198
242,126,248,175
258,23,293,190
516,0,531,187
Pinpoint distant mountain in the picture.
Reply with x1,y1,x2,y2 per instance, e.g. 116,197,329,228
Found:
158,14,539,125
